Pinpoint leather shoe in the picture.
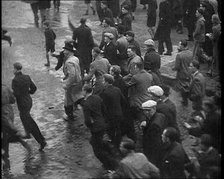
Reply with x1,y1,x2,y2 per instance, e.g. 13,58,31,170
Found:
39,141,47,151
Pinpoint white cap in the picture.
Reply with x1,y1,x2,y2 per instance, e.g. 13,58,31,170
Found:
148,85,164,97
144,39,155,46
142,100,157,109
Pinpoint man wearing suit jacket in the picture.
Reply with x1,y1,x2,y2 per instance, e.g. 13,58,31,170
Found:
189,60,206,112
102,32,118,66
100,74,127,148
72,18,94,74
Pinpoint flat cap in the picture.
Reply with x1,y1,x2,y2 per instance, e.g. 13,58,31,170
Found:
148,85,164,97
144,39,155,46
142,100,157,109
104,32,114,40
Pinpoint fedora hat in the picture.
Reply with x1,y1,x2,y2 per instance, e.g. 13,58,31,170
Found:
63,42,75,52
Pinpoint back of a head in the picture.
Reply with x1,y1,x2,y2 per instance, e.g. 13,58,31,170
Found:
165,127,178,143
13,62,22,70
104,17,112,26
135,62,144,70
117,24,126,35
110,65,121,76
103,74,114,84
121,137,135,150
80,17,86,24
93,46,101,54
83,84,93,94
192,60,200,70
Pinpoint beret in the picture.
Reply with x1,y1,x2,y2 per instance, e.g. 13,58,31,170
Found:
148,85,164,97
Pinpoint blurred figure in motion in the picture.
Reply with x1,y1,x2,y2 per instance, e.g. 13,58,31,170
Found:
43,21,56,67
12,62,47,151
30,0,39,27
2,29,12,46
2,84,31,170
84,0,96,15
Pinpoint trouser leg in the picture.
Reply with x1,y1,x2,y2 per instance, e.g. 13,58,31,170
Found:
20,111,45,145
158,39,164,54
165,36,173,53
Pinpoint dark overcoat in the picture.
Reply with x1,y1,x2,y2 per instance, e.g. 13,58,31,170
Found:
147,0,157,27
143,112,167,167
160,142,187,178
154,0,172,40
83,94,107,133
144,48,161,73
72,24,94,71
103,42,118,65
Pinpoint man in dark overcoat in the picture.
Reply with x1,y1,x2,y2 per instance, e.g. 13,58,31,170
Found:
160,127,188,178
102,32,118,65
72,18,94,74
172,39,192,106
154,0,173,55
189,60,206,112
183,0,200,41
12,62,47,151
140,100,167,167
119,5,132,32
148,85,179,139
82,84,120,170
99,74,127,148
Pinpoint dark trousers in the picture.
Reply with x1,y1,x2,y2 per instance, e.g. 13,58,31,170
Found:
107,118,122,148
30,3,39,21
187,23,195,40
95,1,103,22
158,37,173,54
90,131,120,170
53,0,60,9
20,110,45,145
191,96,203,111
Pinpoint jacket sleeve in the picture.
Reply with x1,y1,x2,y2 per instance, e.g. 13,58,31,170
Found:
83,105,93,128
29,77,37,94
190,77,203,97
173,54,181,71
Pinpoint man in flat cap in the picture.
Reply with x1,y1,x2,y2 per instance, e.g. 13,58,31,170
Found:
102,32,118,66
125,31,141,57
72,17,94,75
12,62,47,151
140,99,167,167
148,85,179,138
143,39,162,85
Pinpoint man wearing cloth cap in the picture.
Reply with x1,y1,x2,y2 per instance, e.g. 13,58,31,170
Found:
125,31,141,57
140,99,167,167
62,42,83,121
148,85,179,135
102,32,118,66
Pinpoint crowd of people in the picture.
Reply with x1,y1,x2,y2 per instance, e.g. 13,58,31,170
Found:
2,0,221,178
